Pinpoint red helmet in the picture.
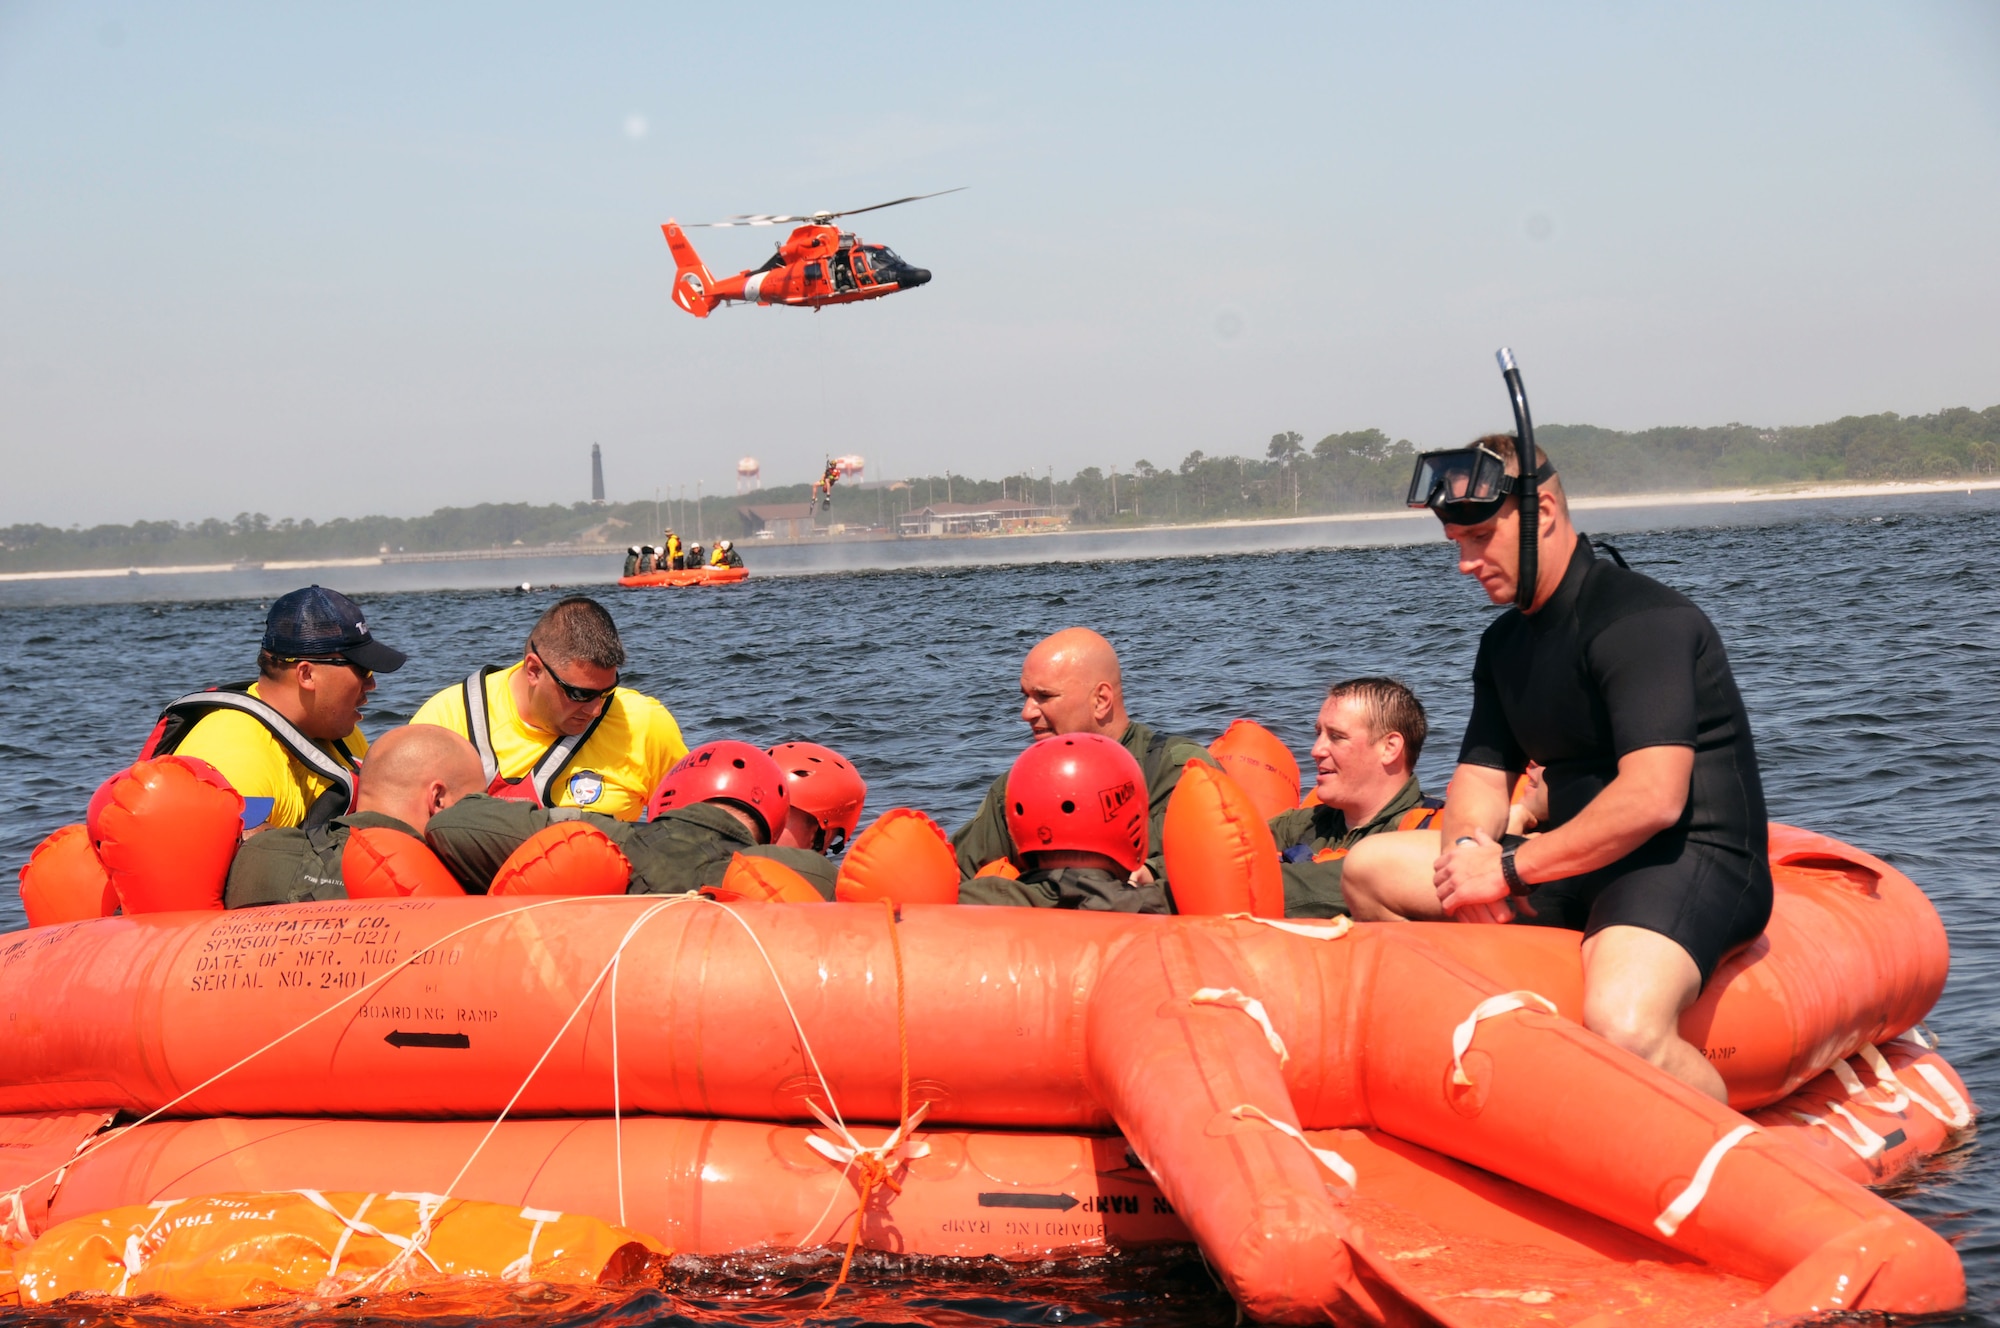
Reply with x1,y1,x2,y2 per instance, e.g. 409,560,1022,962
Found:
768,741,867,853
646,741,790,842
1004,733,1148,874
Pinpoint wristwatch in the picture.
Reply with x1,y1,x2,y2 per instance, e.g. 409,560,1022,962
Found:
1499,846,1529,896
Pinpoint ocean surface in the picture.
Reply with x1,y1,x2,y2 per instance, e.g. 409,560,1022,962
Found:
2,489,1996,1324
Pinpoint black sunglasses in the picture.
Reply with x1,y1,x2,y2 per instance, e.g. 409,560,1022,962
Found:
529,639,619,704
281,655,372,680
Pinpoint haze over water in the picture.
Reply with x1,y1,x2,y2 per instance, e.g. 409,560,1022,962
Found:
3,492,1996,1324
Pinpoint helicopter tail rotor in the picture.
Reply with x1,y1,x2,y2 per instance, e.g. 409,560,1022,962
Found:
661,221,720,318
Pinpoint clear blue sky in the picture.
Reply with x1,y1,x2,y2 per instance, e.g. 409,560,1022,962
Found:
3,1,1996,526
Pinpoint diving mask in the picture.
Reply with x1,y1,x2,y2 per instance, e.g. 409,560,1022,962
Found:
1405,444,1554,526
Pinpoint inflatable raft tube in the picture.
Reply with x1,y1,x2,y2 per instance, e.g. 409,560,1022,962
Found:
0,829,1944,1122
0,849,1969,1318
617,565,748,588
2,1112,1791,1324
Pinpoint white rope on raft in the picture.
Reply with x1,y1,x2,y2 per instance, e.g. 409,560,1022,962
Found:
1654,1124,1757,1238
1449,991,1558,1087
1190,988,1290,1066
1787,1104,1886,1160
1222,913,1352,941
1857,1042,1971,1129
1228,1105,1357,1188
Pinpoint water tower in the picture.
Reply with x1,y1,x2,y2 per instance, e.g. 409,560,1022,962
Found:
736,456,761,495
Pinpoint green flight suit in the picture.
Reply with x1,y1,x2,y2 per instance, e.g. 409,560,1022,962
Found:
959,867,1170,914
1265,776,1434,919
950,721,1217,883
223,810,425,908
423,794,837,898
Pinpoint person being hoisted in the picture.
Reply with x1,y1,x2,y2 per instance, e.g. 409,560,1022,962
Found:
410,596,688,821
809,458,841,513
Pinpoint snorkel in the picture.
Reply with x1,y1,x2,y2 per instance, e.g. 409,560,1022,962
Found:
1496,348,1539,611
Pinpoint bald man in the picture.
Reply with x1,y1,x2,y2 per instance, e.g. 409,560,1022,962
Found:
953,627,1216,891
223,725,486,907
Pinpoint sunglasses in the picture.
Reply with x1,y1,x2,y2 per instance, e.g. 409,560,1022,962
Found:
281,655,372,681
529,639,619,704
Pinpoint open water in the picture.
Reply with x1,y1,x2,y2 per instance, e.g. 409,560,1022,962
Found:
2,490,1996,1325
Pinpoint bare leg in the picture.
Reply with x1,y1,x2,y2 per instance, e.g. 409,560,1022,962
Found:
1341,830,1447,921
1580,925,1726,1102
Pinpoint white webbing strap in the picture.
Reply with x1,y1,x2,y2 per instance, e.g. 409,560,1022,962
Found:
117,1199,183,1296
804,1099,933,1172
501,1206,564,1282
1450,991,1558,1087
1229,1105,1357,1188
0,1188,30,1246
1788,1104,1886,1159
1654,1124,1756,1237
292,1189,440,1271
321,1191,376,1279
1858,1042,1969,1129
1894,1023,1937,1051
1190,987,1290,1065
1221,913,1353,941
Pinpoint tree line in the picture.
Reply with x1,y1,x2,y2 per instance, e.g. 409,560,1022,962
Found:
4,405,1994,572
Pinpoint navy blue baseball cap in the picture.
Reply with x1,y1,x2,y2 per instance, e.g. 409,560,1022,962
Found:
262,586,407,673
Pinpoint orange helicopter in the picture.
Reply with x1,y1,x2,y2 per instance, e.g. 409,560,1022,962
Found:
661,188,962,318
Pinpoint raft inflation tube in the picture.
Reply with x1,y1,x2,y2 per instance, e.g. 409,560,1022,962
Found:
1497,346,1538,609
0,831,1970,1321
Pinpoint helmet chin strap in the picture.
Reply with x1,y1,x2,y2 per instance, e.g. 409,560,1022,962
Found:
1496,348,1539,610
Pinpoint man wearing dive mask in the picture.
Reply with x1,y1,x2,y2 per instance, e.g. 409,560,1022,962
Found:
1344,430,1772,1104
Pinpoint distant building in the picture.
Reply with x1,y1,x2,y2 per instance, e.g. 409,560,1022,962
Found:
896,499,1062,537
738,503,817,541
590,444,606,504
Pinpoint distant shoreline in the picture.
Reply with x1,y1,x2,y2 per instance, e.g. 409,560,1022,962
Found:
3,475,1996,586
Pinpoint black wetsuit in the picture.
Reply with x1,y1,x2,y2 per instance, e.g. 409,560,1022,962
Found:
1459,538,1771,980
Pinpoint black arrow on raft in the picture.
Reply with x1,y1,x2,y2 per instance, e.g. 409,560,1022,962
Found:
977,1192,1079,1211
383,1030,471,1050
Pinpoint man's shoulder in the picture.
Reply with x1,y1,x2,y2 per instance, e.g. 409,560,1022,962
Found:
1127,721,1217,777
336,810,423,839
1576,558,1708,640
410,680,472,730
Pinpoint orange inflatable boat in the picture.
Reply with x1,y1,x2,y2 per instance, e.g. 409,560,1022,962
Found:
0,820,1974,1323
617,565,748,588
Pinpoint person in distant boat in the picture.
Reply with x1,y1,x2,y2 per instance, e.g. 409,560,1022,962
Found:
1344,434,1771,1102
410,596,687,821
148,585,408,832
950,627,1215,885
1265,677,1441,920
224,725,485,907
424,740,839,898
685,541,705,568
662,529,684,570
710,539,745,569
959,733,1168,912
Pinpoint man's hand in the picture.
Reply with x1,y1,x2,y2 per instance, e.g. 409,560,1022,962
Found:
1434,830,1514,922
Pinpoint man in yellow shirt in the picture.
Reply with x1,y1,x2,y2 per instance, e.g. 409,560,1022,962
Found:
411,595,688,820
147,585,409,831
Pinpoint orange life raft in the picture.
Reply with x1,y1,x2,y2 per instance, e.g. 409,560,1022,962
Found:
0,822,1972,1323
617,565,748,588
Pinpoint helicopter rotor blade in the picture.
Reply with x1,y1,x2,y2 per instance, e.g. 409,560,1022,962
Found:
819,187,967,221
680,188,966,229
683,214,812,228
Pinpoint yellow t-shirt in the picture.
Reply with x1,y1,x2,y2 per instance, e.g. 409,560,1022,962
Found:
410,662,688,820
173,683,368,830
